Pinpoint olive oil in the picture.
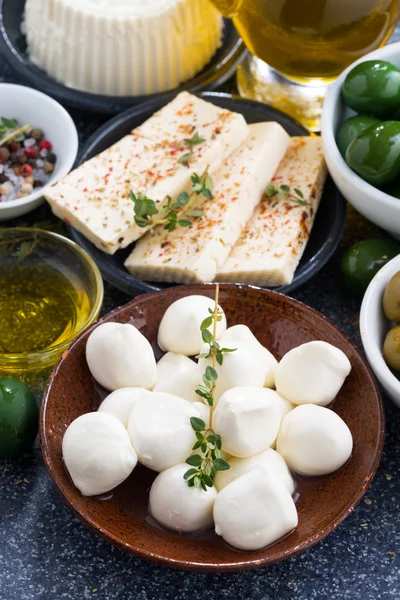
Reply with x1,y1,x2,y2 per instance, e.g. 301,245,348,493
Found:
0,262,91,354
210,0,398,82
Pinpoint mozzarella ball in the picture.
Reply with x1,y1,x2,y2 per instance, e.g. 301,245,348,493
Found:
275,341,351,406
214,468,298,551
98,388,150,427
127,392,200,472
214,448,294,494
86,323,157,391
276,404,353,476
157,295,227,355
220,325,278,388
62,412,137,496
198,341,266,403
213,387,281,458
149,463,217,532
193,401,210,428
153,353,199,402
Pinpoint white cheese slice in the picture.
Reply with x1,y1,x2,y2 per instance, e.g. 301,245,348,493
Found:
45,92,249,254
124,122,290,283
216,137,327,286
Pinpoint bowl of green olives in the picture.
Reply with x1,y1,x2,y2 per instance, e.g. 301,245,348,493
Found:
360,254,400,407
322,42,400,238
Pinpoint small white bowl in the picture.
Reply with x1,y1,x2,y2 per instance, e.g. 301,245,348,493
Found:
0,84,78,220
360,254,400,407
322,42,400,238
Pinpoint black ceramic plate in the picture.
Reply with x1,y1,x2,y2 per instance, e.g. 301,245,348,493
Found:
67,92,346,297
0,0,246,114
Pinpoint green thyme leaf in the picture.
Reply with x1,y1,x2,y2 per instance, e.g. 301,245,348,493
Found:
177,152,192,165
294,188,304,198
187,209,204,218
214,458,230,471
200,316,213,330
184,468,198,480
178,219,192,227
280,184,290,192
186,454,202,467
201,328,213,344
1,117,18,128
205,366,218,382
184,132,205,146
190,417,206,432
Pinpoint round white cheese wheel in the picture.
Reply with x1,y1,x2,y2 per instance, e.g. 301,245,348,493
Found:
86,322,157,391
213,387,281,458
275,341,351,406
149,463,217,533
62,412,137,496
214,448,295,494
198,341,266,403
276,404,353,476
127,392,200,472
220,325,278,388
25,0,223,96
213,468,298,551
153,352,199,402
158,295,227,356
98,388,150,428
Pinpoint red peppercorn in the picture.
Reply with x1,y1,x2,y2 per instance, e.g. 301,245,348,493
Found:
0,158,3,165
9,141,21,153
24,147,36,159
21,164,33,177
39,140,52,151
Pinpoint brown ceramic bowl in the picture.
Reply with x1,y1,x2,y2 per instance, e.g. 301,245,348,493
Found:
41,284,384,572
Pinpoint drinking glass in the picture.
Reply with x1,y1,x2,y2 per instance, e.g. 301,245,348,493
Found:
210,0,399,130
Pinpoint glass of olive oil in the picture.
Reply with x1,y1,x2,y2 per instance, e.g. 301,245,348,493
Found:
0,229,103,394
209,0,399,130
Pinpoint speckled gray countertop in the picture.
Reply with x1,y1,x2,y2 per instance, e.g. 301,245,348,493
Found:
1,45,400,600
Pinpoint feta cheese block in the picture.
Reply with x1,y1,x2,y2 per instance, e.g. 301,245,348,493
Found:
45,93,249,254
217,137,327,287
125,122,290,283
25,0,223,96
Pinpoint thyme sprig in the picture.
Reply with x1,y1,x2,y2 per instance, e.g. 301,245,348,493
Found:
184,417,229,490
0,117,33,147
184,284,235,489
177,132,205,167
266,183,309,206
130,169,212,232
0,233,38,261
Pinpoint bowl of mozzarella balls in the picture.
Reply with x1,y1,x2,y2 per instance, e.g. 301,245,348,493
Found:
41,284,384,571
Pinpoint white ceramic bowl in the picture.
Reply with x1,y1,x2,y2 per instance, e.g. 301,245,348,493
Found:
322,42,400,238
360,254,400,407
0,84,78,220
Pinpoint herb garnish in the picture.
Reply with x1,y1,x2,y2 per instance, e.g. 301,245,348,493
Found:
130,169,212,232
266,183,309,206
0,117,33,147
177,132,205,167
184,285,236,490
0,232,38,261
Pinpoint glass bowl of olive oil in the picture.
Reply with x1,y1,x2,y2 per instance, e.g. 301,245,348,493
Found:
0,228,103,393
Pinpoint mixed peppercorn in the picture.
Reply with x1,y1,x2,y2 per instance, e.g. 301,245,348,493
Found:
0,117,57,202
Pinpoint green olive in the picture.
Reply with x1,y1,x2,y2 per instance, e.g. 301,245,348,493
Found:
336,116,381,157
342,60,400,117
383,271,400,322
383,325,400,371
0,378,38,458
340,238,400,296
345,121,400,187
